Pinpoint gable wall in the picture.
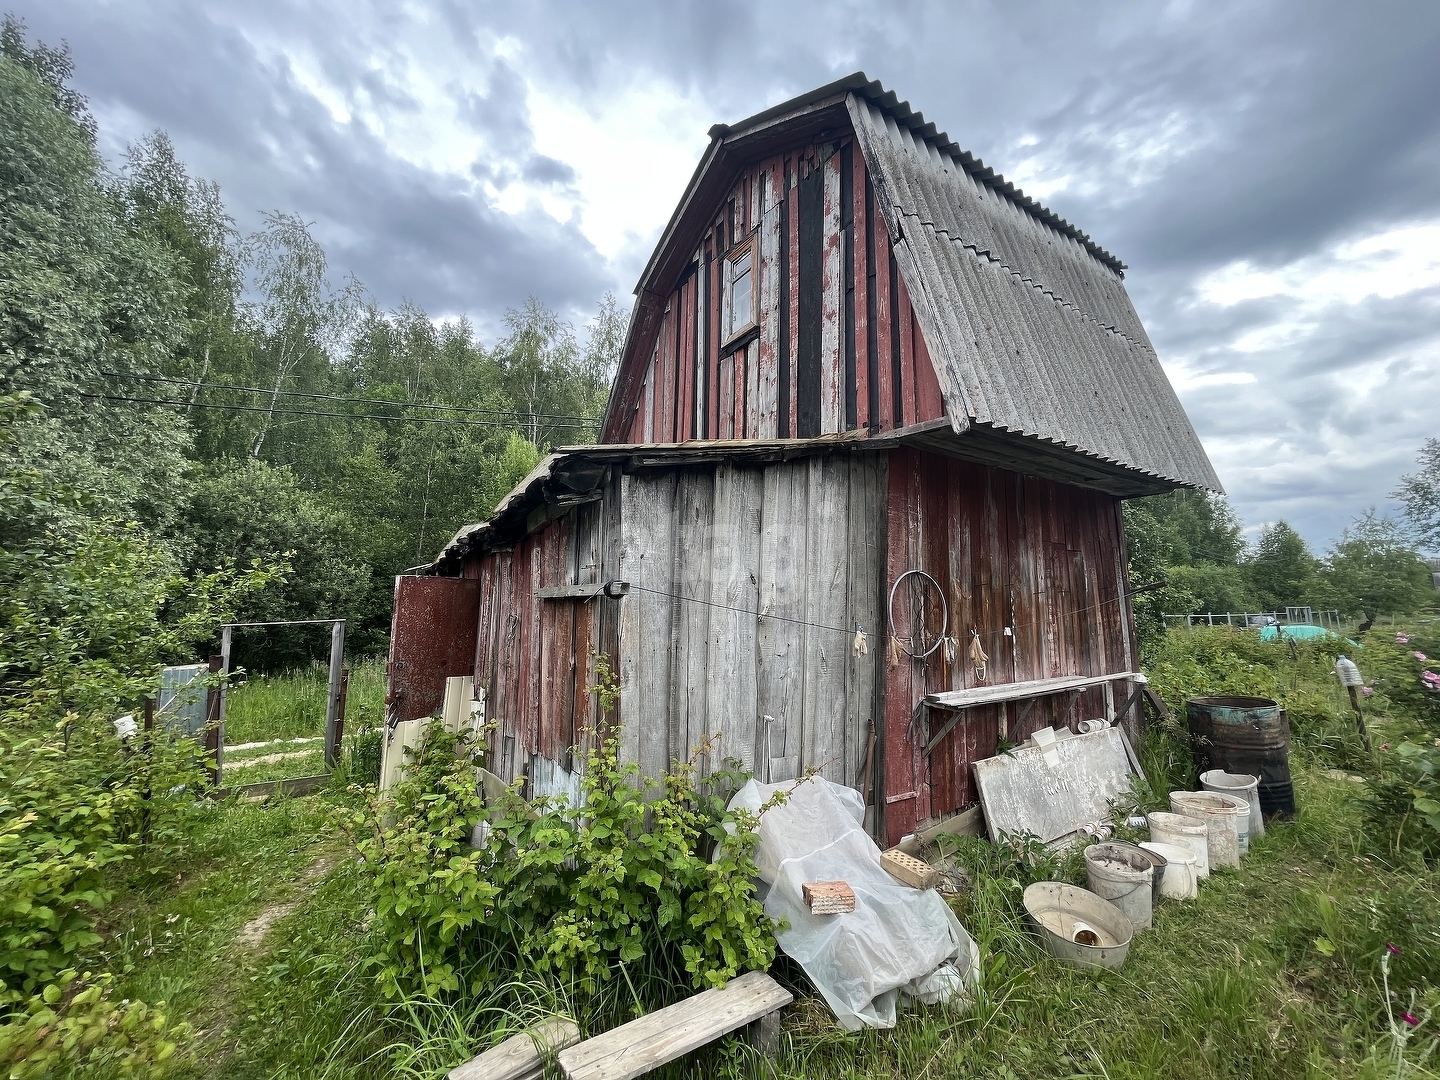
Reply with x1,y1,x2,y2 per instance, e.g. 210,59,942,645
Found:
616,137,944,444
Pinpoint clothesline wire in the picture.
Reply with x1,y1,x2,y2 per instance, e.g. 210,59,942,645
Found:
623,580,1137,648
625,583,858,637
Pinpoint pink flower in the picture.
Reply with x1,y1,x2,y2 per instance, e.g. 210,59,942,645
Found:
1361,687,1374,696
1397,633,1410,643
1386,943,1401,956
1416,652,1429,661
1402,1012,1419,1027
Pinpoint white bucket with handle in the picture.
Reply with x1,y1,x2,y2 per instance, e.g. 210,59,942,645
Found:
1139,841,1198,900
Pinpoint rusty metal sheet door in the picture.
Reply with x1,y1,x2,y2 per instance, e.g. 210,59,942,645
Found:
387,576,481,724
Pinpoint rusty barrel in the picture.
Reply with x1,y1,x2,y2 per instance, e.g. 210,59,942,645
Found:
1185,696,1295,821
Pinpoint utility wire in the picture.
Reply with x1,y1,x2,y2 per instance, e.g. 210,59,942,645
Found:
82,393,597,431
101,370,599,424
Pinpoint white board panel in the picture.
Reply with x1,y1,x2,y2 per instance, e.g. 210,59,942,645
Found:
971,727,1135,844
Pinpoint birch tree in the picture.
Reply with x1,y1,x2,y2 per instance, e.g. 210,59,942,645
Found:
243,212,359,458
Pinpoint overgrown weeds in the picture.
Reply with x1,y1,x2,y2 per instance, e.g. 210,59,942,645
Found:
340,719,776,1032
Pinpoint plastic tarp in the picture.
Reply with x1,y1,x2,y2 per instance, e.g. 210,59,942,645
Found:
728,777,979,1030
1259,624,1358,646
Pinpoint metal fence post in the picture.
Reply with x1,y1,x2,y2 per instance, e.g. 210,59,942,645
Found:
324,620,346,769
204,654,223,788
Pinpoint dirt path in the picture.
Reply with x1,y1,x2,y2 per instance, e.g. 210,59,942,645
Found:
234,850,344,950
225,748,320,770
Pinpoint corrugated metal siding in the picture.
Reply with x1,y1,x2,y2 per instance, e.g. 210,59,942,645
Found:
880,447,1134,845
848,95,1221,492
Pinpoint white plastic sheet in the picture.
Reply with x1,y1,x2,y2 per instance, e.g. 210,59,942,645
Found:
728,777,979,1030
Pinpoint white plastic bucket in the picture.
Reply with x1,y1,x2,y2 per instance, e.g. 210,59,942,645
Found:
1083,842,1154,930
1139,841,1198,899
1170,790,1249,869
1147,811,1211,879
1200,770,1264,843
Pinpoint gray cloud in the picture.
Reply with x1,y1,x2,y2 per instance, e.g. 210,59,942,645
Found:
9,0,1440,550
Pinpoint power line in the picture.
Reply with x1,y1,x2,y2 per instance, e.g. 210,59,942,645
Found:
100,371,600,424
82,392,598,431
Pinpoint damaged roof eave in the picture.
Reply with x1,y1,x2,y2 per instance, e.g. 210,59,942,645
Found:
422,425,1216,575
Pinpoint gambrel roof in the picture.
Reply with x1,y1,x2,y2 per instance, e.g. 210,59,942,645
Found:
602,73,1221,495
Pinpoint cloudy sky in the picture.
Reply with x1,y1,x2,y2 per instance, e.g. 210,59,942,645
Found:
14,0,1440,551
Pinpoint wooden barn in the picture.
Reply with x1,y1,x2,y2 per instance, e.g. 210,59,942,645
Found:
386,73,1221,846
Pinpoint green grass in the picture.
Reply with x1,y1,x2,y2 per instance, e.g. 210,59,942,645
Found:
224,657,386,745
66,629,1440,1079
215,657,386,784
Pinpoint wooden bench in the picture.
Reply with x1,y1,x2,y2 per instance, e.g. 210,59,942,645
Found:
556,970,792,1080
448,1016,581,1080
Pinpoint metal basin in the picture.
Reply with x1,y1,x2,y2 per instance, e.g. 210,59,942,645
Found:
1023,881,1134,971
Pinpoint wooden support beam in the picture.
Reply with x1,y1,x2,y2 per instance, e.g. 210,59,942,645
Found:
536,581,630,601
214,773,329,801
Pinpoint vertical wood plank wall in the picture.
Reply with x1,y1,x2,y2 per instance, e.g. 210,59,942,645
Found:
614,140,944,445
473,504,606,786
880,447,1132,844
471,456,886,802
464,450,1134,849
614,456,885,791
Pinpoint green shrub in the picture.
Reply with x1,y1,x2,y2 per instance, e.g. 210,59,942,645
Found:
1365,741,1440,858
0,969,187,1079
0,396,283,1072
1143,626,1376,770
1363,624,1440,730
345,721,777,1018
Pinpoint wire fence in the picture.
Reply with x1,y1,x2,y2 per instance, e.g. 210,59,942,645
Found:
1162,609,1346,630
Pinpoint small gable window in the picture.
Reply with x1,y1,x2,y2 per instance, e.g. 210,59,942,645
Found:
721,234,758,348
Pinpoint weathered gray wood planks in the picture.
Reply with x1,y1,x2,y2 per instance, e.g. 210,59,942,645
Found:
618,472,677,781
704,465,762,775
672,470,715,773
755,463,807,782
556,971,791,1080
449,1016,580,1080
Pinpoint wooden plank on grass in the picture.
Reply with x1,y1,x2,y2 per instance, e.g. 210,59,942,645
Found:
450,1016,580,1080
557,970,792,1080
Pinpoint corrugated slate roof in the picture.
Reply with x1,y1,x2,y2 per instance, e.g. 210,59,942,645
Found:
846,92,1222,492
600,72,1221,493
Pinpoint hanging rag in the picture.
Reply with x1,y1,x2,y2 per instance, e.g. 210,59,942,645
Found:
968,631,989,683
853,626,869,658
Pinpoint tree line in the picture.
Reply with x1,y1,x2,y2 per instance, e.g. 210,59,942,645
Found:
1,19,622,670
1126,455,1437,643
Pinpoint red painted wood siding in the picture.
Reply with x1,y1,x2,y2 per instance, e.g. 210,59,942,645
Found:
880,448,1133,844
604,132,944,445
472,509,602,783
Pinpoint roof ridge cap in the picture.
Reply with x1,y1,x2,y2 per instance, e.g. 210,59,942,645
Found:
847,81,1127,274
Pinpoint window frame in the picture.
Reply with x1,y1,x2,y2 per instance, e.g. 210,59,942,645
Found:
720,232,760,350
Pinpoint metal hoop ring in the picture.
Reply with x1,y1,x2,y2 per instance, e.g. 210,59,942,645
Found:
887,569,949,659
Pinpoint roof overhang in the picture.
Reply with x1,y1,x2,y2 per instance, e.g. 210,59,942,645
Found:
424,423,1188,575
